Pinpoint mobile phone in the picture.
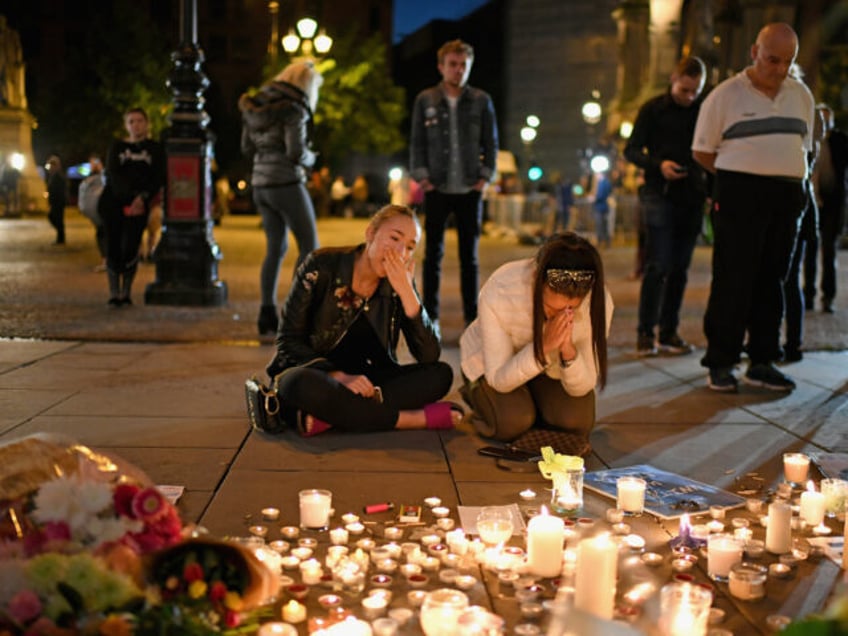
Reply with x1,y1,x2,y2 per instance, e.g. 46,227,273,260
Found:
672,165,688,174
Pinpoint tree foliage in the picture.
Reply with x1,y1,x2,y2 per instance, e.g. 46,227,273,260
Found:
32,0,172,163
307,33,407,171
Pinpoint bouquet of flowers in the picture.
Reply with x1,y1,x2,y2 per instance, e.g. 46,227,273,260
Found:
0,435,278,636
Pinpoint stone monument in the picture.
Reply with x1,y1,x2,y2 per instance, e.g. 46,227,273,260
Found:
0,15,45,215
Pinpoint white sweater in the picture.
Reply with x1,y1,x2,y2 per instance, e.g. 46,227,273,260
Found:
460,259,614,396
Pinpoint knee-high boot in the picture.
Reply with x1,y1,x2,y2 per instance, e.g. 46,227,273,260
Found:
107,270,121,306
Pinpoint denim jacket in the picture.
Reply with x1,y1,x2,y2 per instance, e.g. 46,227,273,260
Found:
267,245,441,378
409,83,498,188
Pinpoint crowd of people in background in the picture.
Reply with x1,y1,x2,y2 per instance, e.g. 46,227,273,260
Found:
6,24,847,414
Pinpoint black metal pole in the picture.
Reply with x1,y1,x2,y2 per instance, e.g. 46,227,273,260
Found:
145,0,227,306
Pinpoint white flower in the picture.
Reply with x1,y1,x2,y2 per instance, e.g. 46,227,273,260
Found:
76,480,113,514
31,476,79,524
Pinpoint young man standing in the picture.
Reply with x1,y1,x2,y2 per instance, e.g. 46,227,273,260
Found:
410,39,499,329
625,56,708,357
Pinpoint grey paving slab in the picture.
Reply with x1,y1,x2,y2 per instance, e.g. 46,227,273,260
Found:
235,429,451,473
739,380,848,441
96,446,234,493
177,489,215,527
0,339,77,370
591,422,798,490
785,351,848,391
198,468,460,538
1,414,248,448
0,386,76,422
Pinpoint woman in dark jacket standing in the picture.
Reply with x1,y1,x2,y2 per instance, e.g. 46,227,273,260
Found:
265,204,458,435
45,155,67,245
98,107,165,306
239,60,322,336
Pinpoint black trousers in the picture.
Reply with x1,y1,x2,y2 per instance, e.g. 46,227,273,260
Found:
276,361,453,432
702,171,804,369
422,189,483,323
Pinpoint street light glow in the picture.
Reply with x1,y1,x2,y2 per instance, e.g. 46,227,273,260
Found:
526,115,540,128
581,101,602,125
296,17,318,39
590,155,610,174
314,30,333,54
10,152,25,171
388,166,403,181
520,126,537,143
282,30,300,53
619,121,634,139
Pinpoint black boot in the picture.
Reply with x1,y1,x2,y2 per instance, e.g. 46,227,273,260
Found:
258,305,279,336
107,270,121,306
120,269,136,306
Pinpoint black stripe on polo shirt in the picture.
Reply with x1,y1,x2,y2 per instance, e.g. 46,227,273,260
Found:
722,116,807,140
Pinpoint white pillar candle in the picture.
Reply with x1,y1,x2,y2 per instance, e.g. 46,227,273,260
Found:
282,600,306,623
800,481,826,526
574,533,618,619
299,558,323,585
766,501,792,554
783,453,810,483
299,489,332,529
707,533,743,581
616,476,647,514
526,509,565,578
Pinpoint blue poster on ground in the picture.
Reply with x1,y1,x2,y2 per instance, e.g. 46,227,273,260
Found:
584,464,747,519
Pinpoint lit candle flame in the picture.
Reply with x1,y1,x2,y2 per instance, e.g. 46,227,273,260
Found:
680,513,691,532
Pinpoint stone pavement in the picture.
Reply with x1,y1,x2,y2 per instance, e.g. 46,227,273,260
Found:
0,210,847,632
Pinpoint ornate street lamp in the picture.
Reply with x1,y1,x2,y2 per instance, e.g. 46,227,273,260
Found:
282,17,333,58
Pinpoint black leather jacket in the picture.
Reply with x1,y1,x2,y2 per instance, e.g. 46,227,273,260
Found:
267,245,441,378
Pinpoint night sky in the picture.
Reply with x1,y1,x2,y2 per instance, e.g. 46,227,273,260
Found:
392,0,491,42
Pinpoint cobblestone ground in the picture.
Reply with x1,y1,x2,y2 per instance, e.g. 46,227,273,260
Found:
1,210,846,352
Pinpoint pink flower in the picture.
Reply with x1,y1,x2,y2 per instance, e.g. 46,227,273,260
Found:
8,589,42,624
42,522,71,542
131,488,166,521
113,484,140,517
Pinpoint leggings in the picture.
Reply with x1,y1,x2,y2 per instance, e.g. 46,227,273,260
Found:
254,183,319,307
276,361,453,432
461,373,595,442
104,206,148,274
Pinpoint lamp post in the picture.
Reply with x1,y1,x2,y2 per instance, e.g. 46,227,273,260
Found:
144,0,227,306
520,115,542,183
282,17,333,58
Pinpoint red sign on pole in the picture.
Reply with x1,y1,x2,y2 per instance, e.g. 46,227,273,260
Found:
167,155,200,219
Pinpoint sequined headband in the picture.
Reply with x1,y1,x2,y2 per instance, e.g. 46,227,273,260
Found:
545,269,595,293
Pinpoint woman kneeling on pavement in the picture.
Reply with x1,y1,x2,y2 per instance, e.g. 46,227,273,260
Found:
265,204,459,435
459,232,612,447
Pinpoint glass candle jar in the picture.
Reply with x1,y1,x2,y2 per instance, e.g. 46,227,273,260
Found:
728,562,767,601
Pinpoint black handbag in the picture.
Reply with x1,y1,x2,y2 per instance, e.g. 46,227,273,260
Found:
244,375,286,434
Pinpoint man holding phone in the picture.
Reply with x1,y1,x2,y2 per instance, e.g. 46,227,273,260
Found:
625,56,709,356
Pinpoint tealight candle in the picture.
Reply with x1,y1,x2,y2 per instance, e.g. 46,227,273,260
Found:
616,477,647,515
262,507,281,521
424,496,442,508
384,526,403,540
420,534,441,547
346,522,365,535
299,559,323,585
437,518,456,531
356,538,376,551
249,525,269,538
605,508,625,524
280,556,301,570
783,453,810,484
341,512,360,525
709,505,726,520
407,590,427,607
290,547,313,560
258,622,297,636
361,595,387,620
282,600,306,623
520,489,537,501
744,539,765,559
706,520,725,533
432,506,450,518
268,540,290,554
611,522,631,535
280,526,300,539
329,527,349,545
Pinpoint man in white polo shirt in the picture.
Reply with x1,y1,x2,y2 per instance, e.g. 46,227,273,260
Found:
692,22,815,393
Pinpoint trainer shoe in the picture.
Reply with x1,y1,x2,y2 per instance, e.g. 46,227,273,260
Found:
708,367,738,392
637,334,657,357
743,363,796,392
658,333,694,355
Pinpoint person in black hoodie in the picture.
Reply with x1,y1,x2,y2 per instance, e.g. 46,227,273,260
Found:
98,107,165,306
239,60,323,336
